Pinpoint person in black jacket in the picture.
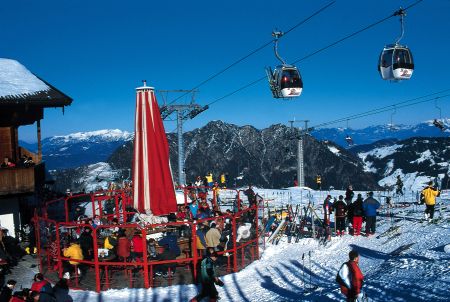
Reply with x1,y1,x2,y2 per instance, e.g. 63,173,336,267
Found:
351,194,365,236
0,279,16,302
78,227,94,261
334,195,348,236
52,278,73,302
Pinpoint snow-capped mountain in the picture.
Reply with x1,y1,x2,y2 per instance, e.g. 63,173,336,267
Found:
21,129,133,170
108,121,380,190
356,137,450,191
312,119,450,148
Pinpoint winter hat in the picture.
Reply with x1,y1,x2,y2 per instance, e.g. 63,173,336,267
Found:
368,191,374,197
338,195,343,200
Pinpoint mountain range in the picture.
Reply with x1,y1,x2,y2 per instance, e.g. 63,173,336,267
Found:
44,121,449,192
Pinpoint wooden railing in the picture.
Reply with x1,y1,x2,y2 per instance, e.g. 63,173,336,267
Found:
0,163,45,195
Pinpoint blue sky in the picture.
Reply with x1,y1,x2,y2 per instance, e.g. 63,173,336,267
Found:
1,0,449,141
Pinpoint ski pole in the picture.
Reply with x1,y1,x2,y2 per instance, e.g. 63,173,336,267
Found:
302,253,305,291
308,250,312,290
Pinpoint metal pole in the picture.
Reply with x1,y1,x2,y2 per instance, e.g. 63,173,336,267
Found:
298,135,304,187
176,109,185,186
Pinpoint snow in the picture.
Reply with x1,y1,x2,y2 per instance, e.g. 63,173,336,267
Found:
8,188,450,301
410,149,435,165
0,58,50,97
50,129,133,143
378,170,434,192
359,144,403,160
79,162,118,192
327,145,340,156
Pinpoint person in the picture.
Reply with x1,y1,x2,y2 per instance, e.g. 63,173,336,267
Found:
351,194,365,236
345,185,354,203
337,250,364,302
206,223,221,250
158,232,181,257
62,240,84,279
243,184,257,206
78,227,94,261
395,175,404,196
52,278,73,302
131,231,144,261
219,173,227,188
189,199,199,219
334,195,348,236
9,288,29,302
196,224,208,256
421,181,440,222
316,174,322,190
0,279,16,302
30,273,51,294
1,157,15,168
190,248,223,302
323,195,333,225
104,228,119,254
205,172,214,188
363,192,380,236
154,244,177,277
212,182,222,206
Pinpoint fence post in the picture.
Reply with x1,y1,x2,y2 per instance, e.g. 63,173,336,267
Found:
255,203,260,260
232,215,238,272
65,197,69,223
142,228,149,288
92,226,101,292
192,221,198,280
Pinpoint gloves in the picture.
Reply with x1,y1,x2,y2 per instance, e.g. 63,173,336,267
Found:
215,279,224,287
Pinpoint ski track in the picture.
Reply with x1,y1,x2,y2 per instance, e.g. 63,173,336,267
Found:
7,189,450,301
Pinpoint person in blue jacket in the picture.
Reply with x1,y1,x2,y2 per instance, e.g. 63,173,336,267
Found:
363,192,380,236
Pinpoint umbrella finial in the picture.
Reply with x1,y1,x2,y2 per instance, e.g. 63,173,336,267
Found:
142,80,147,87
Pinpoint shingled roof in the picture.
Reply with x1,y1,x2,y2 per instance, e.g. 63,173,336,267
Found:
0,58,72,107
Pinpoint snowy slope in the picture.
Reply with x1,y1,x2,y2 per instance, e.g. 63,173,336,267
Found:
8,188,450,302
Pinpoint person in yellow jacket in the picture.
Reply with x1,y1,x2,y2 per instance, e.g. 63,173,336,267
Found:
104,229,119,252
63,240,84,278
205,172,214,187
421,180,440,222
316,174,322,190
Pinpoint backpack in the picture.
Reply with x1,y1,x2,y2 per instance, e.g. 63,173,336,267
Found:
419,193,425,205
336,263,350,288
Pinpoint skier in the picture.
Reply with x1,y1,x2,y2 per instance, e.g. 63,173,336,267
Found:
337,250,364,302
421,181,440,222
345,185,354,203
190,248,224,302
395,175,404,196
363,192,380,236
351,194,364,236
323,195,333,226
316,174,322,191
334,195,347,236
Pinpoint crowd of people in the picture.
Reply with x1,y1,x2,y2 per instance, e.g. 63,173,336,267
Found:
1,156,35,169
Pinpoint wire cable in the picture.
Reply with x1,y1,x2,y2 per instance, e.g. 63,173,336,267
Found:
166,1,336,106
206,0,424,107
309,88,450,130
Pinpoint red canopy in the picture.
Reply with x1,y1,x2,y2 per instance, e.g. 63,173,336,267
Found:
132,83,177,215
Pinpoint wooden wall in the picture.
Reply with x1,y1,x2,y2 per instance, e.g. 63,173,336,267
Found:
0,127,14,161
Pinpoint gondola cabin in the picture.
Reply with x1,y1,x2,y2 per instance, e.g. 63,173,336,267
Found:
269,65,303,98
378,45,414,81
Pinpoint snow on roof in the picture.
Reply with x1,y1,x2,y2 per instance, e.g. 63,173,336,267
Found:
0,58,50,98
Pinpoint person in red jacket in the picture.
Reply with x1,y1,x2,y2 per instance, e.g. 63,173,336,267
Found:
30,273,51,293
337,250,364,302
131,231,144,261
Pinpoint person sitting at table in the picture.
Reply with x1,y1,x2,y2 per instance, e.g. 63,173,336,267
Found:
131,231,144,261
154,244,177,278
62,239,84,279
199,200,211,217
117,233,131,262
176,206,188,221
104,228,119,255
205,223,221,251
158,232,181,257
147,238,158,259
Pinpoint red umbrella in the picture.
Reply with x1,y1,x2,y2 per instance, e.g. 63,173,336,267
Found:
132,82,177,216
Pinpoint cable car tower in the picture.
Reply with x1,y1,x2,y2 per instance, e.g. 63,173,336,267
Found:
288,119,309,187
158,90,208,186
378,8,414,81
266,31,303,99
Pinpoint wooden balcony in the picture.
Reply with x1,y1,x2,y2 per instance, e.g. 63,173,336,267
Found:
0,163,45,196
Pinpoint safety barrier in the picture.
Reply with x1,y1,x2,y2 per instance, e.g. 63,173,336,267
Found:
35,189,260,292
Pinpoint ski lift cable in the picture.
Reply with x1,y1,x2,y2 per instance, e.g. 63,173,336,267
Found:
165,1,336,106
311,88,450,128
310,93,450,130
205,0,424,107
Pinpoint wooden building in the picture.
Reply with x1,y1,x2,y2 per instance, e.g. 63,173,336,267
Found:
0,58,72,236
